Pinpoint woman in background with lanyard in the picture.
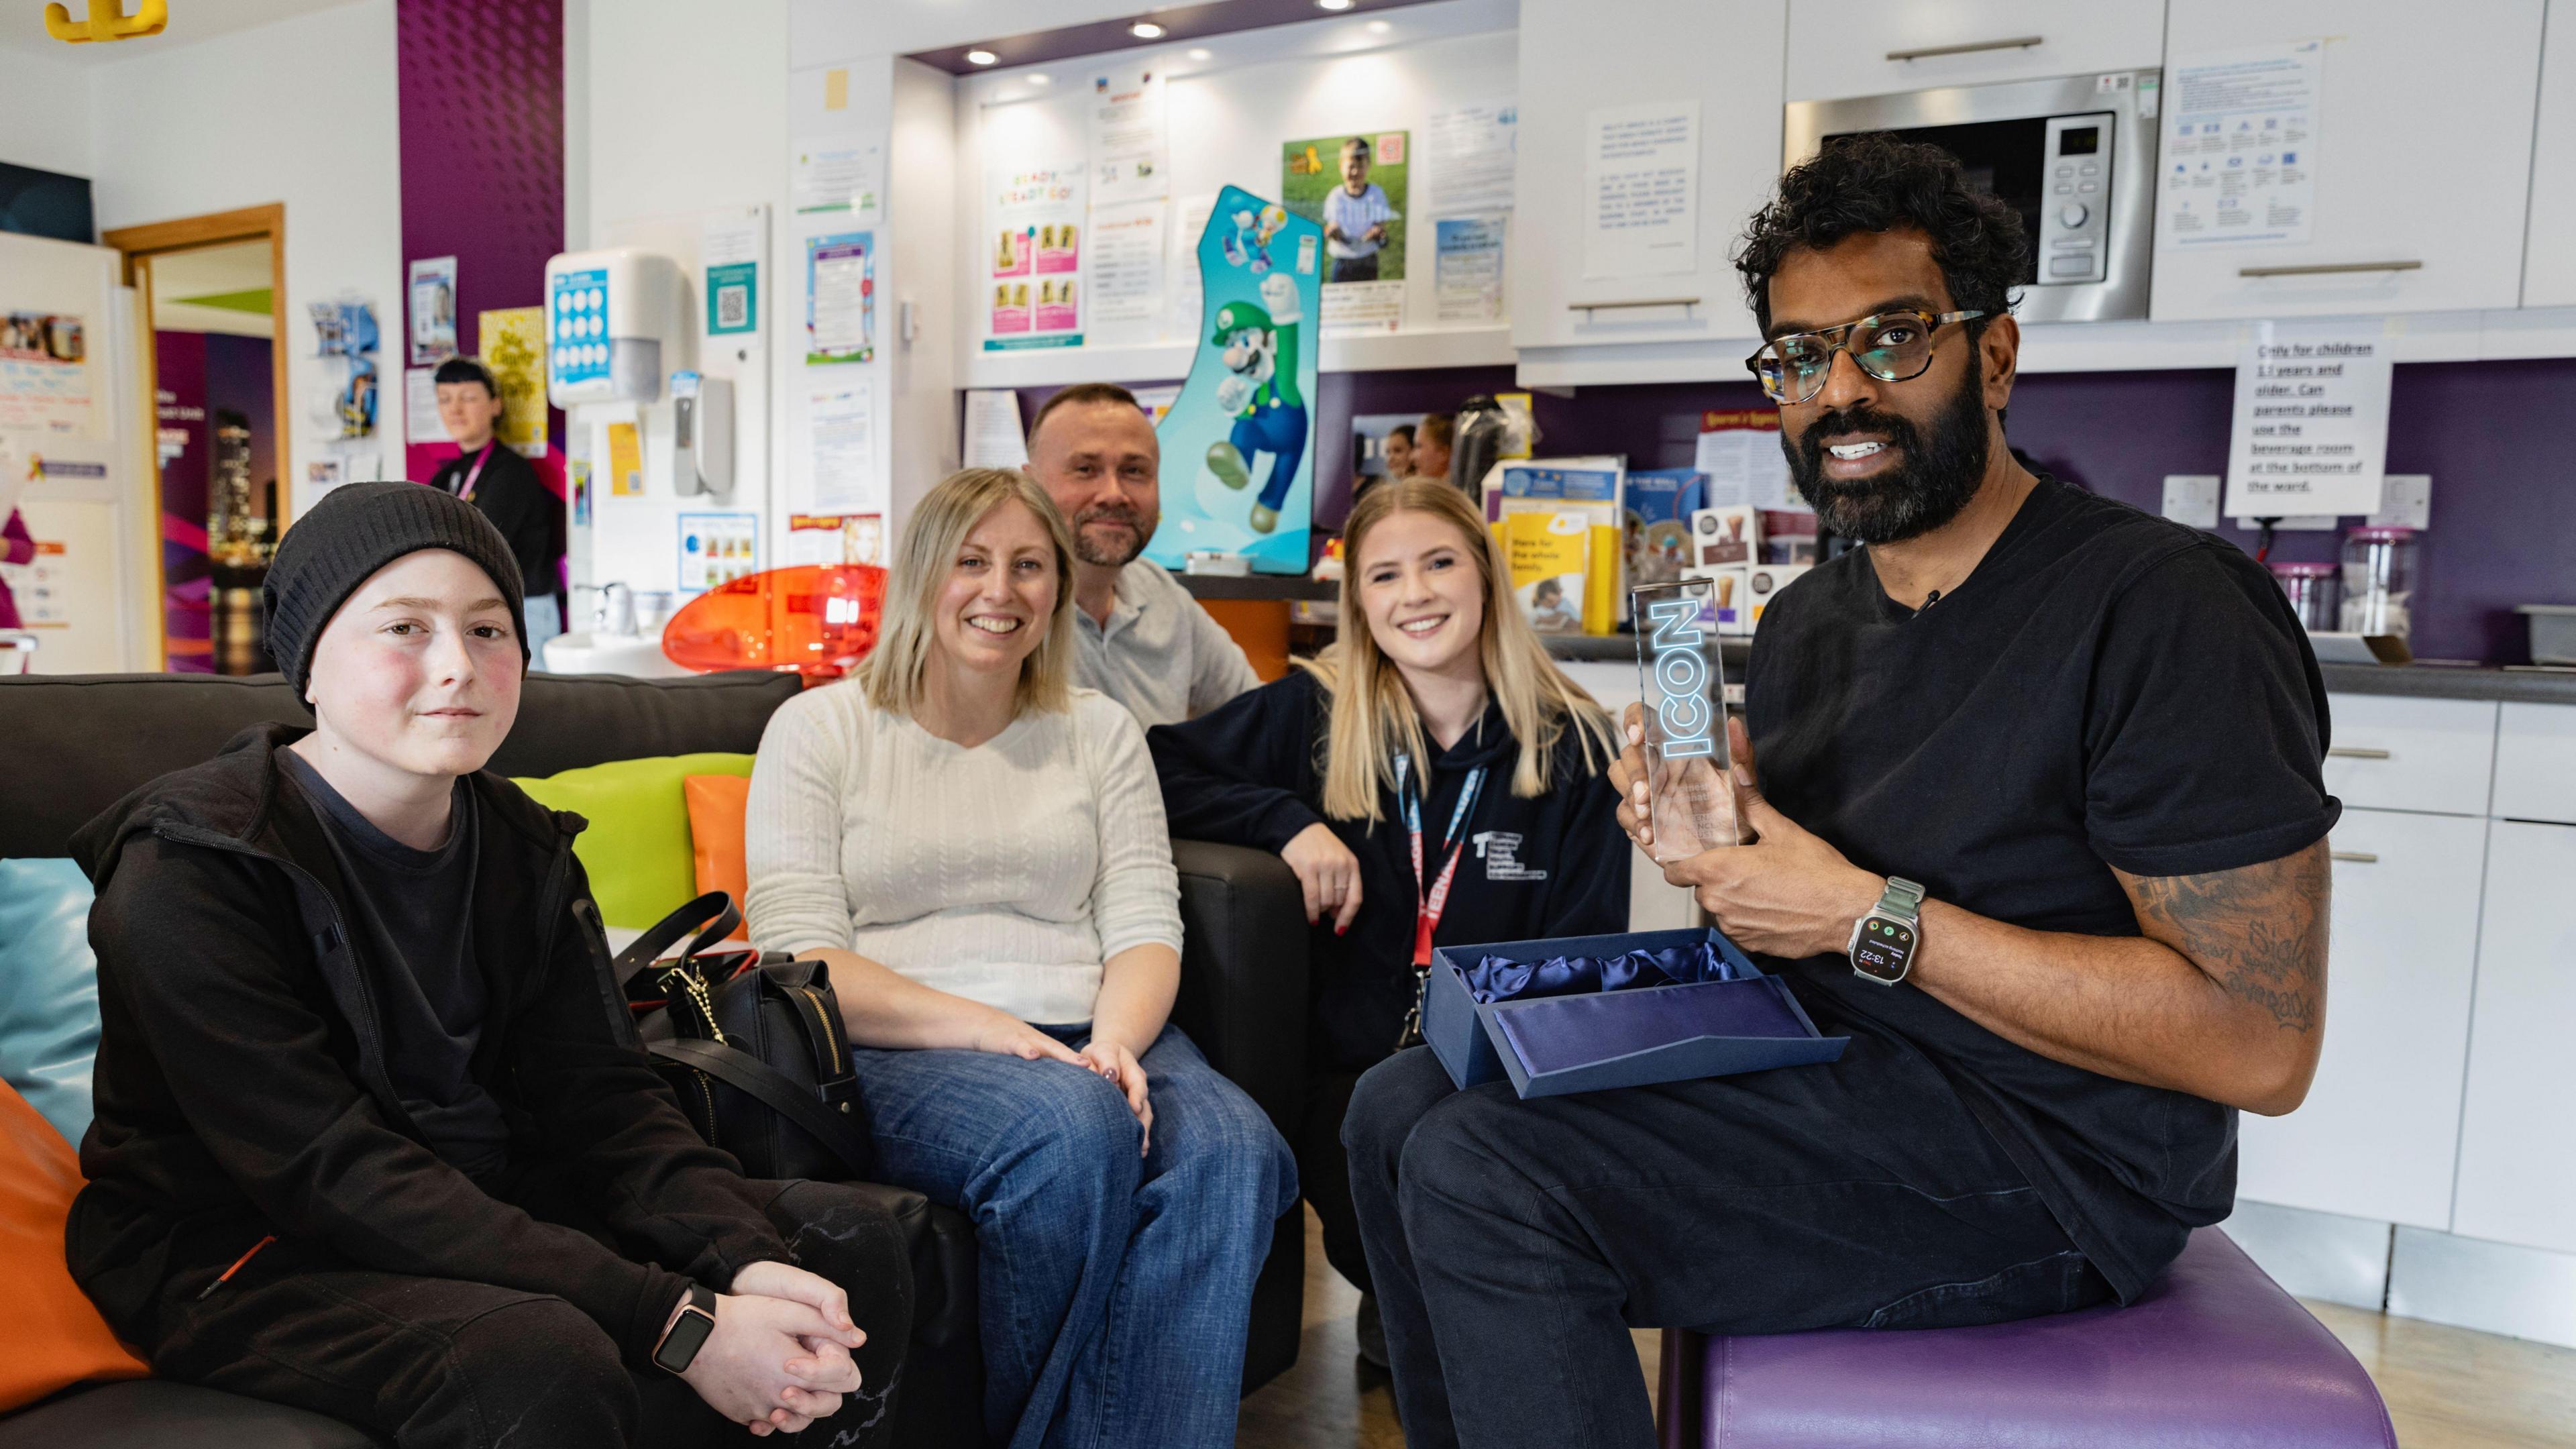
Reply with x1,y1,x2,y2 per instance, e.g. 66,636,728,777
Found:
1147,477,1627,1368
429,356,564,645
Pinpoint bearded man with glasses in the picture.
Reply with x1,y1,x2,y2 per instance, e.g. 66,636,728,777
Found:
1340,133,2339,1449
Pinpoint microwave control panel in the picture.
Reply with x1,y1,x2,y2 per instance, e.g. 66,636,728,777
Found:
2040,114,2115,284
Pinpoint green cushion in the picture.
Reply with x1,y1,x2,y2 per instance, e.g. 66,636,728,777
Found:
513,753,753,930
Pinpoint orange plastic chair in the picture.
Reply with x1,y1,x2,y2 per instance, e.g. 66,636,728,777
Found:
659,564,887,680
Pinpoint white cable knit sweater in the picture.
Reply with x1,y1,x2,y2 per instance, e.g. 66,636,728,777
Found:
743,680,1183,1026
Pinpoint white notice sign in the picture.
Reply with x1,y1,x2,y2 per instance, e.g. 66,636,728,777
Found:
1582,101,1699,279
2226,320,2392,521
2162,40,2322,250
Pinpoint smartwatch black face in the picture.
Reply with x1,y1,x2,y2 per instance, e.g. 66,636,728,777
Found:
1850,916,1915,983
653,1299,717,1374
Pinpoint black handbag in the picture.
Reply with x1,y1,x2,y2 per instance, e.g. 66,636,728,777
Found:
614,891,876,1182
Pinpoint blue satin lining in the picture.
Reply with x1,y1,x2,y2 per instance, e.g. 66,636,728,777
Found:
1462,942,1740,1004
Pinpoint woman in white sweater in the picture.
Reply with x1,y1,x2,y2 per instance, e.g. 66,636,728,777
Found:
744,468,1294,1449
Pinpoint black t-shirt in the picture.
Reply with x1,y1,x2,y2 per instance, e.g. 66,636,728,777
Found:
427,443,559,604
1746,476,2338,1301
276,750,514,1181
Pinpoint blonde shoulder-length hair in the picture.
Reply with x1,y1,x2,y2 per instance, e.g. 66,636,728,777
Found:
1299,478,1617,822
856,467,1081,718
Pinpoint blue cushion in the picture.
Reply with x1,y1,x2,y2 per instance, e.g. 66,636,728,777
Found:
0,858,100,1147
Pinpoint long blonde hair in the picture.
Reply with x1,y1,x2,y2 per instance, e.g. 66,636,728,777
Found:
1302,478,1616,822
857,468,1079,717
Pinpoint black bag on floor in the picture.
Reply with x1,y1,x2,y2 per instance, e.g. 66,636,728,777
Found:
611,891,876,1181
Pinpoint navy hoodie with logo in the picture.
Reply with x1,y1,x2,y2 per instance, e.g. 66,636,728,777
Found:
1148,668,1630,1073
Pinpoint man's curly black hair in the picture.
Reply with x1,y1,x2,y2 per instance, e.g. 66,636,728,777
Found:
1735,133,2029,337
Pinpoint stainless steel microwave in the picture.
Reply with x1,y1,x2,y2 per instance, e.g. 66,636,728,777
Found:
1784,70,2161,323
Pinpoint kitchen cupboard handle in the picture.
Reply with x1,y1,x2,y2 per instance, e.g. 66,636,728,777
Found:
2238,260,2424,278
2326,747,2393,759
1568,298,1702,316
2329,851,2379,863
1887,36,2043,62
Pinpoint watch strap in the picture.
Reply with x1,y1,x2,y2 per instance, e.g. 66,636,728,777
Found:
1876,876,1925,920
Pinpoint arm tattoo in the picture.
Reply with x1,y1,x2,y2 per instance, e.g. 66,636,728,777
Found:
2123,841,2330,1034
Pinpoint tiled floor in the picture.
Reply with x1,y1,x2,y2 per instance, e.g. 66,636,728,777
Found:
1236,1208,2576,1448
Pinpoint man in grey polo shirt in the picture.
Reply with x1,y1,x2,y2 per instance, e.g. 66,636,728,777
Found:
1024,382,1260,727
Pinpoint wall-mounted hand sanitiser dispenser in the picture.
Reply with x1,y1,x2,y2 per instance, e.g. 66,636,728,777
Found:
545,248,683,409
670,371,734,497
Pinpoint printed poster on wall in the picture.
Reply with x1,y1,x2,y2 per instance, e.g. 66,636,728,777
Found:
1434,216,1507,323
1426,100,1517,215
985,161,1087,351
2225,319,2392,520
2162,40,2322,250
678,511,760,592
476,307,549,458
407,256,458,365
804,231,875,365
0,313,93,435
792,138,883,223
1086,201,1167,345
1089,66,1170,207
1584,101,1700,279
1284,131,1407,334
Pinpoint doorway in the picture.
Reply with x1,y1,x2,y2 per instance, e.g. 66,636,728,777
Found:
103,204,290,674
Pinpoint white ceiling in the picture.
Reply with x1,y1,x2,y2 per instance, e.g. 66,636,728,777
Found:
0,0,368,64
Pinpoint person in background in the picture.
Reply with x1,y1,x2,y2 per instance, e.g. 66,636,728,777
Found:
1380,423,1417,487
1323,136,1399,284
1148,477,1626,1370
745,467,1295,1449
1409,411,1454,486
429,357,563,648
68,482,911,1448
1342,134,2335,1449
1022,382,1261,727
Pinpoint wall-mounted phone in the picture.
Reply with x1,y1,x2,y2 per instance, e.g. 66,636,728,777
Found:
670,372,733,498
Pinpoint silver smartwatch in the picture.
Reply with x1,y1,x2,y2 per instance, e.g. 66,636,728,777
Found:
1846,877,1925,985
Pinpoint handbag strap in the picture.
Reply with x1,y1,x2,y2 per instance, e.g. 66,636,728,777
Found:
649,1037,874,1177
615,891,743,991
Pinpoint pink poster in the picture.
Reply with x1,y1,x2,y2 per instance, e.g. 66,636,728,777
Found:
1034,279,1078,331
990,281,1032,334
1035,222,1079,274
993,226,1032,278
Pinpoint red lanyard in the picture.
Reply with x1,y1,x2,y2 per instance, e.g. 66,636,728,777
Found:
455,443,496,501
1396,753,1486,968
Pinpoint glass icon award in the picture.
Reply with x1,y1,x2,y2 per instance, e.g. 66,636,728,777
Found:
1632,579,1744,861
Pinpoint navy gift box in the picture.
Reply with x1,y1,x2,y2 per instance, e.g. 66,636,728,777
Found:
1424,927,1847,1098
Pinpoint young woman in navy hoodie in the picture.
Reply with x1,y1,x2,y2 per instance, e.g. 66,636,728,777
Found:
1147,477,1628,1361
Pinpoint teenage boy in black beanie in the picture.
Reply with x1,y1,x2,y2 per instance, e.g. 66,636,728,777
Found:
68,482,913,1448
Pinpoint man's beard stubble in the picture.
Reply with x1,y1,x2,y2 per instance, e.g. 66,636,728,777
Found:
1070,501,1150,568
1784,360,1994,546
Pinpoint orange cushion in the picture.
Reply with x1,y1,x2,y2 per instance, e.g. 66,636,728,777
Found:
0,1078,148,1410
684,773,753,943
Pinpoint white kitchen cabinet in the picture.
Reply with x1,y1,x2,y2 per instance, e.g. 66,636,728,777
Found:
2236,808,2485,1229
2320,694,2498,818
2151,0,2546,320
1510,0,1786,352
2526,0,2576,306
2451,819,2576,1254
1786,0,2165,103
2493,701,2576,825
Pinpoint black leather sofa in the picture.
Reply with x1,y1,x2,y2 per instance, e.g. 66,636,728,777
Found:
0,670,1309,1448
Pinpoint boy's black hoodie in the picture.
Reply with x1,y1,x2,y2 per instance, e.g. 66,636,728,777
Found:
1149,669,1629,1072
66,723,788,1367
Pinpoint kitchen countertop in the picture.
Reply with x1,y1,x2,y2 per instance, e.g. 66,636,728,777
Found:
1540,635,2576,705
2316,661,2576,704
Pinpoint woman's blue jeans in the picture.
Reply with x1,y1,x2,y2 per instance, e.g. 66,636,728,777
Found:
848,1023,1296,1449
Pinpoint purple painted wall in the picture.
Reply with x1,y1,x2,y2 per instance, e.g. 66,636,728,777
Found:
396,0,565,490
1022,357,2576,663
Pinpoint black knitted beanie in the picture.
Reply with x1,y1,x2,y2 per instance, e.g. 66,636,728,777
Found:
263,480,527,698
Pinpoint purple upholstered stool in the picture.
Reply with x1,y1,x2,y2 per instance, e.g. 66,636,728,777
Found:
1656,1227,2395,1448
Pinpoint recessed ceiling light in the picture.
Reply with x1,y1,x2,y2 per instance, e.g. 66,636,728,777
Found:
1317,0,1355,11
1130,20,1166,38
965,48,997,66
1187,46,1213,61
1027,72,1052,85
1366,17,1390,31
